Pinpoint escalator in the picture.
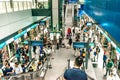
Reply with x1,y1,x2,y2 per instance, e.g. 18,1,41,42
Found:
56,59,96,80
65,4,74,26
1,60,48,80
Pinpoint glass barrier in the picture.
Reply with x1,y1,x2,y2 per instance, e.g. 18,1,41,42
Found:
18,2,24,10
0,1,7,13
6,1,13,13
23,1,27,10
0,1,33,14
13,2,19,11
32,1,49,9
0,1,49,14
27,2,32,9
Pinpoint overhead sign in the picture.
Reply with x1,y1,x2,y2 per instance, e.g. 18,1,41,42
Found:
89,43,94,46
29,40,43,46
73,42,87,48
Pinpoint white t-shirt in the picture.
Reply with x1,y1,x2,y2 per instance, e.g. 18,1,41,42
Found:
14,66,23,74
10,62,15,68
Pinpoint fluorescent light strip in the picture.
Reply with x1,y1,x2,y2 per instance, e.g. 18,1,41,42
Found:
111,41,116,48
27,28,31,32
6,38,14,45
116,47,120,53
0,42,6,49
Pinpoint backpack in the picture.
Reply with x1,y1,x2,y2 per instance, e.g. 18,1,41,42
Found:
107,61,113,68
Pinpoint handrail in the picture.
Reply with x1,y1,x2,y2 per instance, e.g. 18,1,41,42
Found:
25,58,35,70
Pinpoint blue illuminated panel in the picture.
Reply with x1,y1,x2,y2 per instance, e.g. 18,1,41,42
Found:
84,0,120,44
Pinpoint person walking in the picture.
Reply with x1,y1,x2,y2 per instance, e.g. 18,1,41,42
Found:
64,56,95,80
104,59,114,76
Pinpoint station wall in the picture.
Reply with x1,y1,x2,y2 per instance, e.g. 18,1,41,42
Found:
84,0,120,44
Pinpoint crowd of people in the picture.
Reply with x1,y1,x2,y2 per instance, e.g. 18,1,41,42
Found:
0,12,120,80
62,13,120,80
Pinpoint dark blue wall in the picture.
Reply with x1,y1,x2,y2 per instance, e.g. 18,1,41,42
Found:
84,0,120,44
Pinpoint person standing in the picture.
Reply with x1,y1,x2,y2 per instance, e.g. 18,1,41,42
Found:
68,37,72,47
59,36,63,48
56,39,59,50
93,51,97,62
103,53,107,68
104,59,114,76
15,48,21,63
64,56,87,80
67,28,71,35
72,28,75,36
35,46,40,61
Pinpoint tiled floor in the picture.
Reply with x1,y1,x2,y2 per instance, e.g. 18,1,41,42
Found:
45,4,97,80
45,48,75,80
45,4,75,80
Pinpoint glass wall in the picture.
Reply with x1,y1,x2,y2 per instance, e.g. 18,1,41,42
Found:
0,0,49,14
0,1,7,13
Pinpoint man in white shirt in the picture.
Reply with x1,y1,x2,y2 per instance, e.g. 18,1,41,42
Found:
13,62,23,74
